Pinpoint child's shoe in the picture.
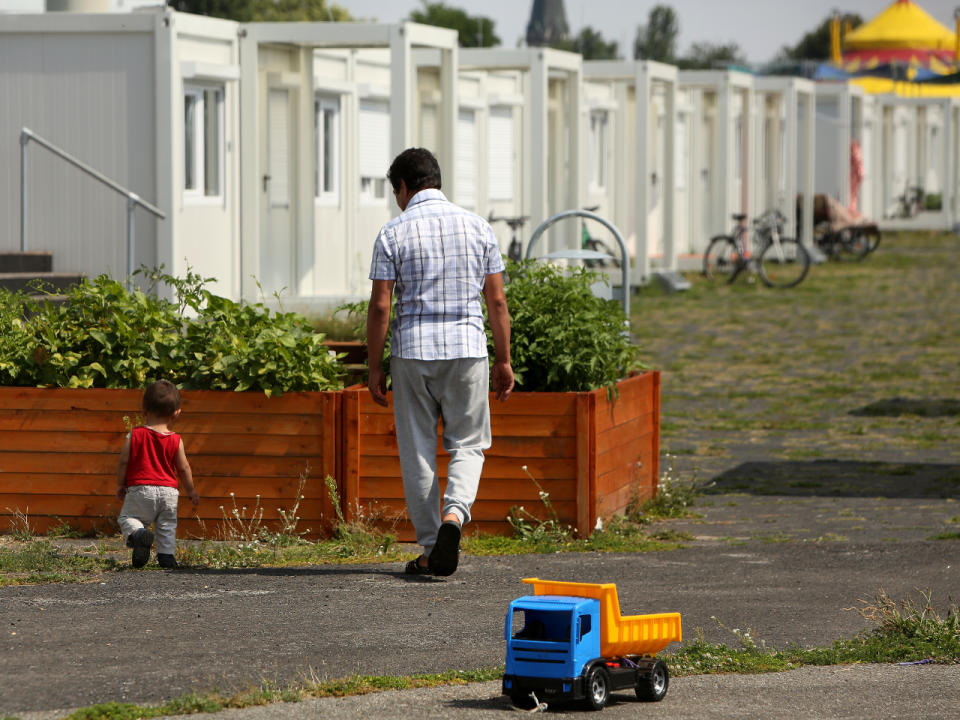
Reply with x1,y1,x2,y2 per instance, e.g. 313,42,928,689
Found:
157,553,179,569
128,528,154,569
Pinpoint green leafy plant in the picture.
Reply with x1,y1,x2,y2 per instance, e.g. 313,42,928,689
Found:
493,259,643,392
0,268,344,394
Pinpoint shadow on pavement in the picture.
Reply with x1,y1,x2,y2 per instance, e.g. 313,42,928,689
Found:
171,565,428,579
849,397,960,417
707,459,960,498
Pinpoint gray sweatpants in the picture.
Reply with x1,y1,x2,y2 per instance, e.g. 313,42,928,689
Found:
117,485,180,555
390,357,491,554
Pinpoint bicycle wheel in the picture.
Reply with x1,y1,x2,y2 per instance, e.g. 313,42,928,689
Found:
703,236,739,281
863,226,881,254
839,229,871,260
757,238,810,288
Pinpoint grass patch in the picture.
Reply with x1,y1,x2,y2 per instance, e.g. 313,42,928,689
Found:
59,589,960,719
0,537,121,585
929,531,960,541
667,589,960,674
63,668,504,720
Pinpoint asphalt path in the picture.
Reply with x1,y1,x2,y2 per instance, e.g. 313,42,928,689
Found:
3,505,958,719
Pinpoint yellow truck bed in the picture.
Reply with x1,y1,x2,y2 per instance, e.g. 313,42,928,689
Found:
522,578,682,657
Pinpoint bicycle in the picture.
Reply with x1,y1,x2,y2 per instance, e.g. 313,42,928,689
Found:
580,205,621,268
884,185,924,219
488,213,530,262
703,210,811,288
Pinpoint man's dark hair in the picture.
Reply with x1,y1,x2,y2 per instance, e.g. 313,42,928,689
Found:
142,379,181,417
387,147,442,194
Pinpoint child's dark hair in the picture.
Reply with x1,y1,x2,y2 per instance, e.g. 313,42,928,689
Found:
387,147,442,194
143,380,181,417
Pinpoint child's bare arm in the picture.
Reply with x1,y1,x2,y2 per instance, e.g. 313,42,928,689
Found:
176,439,199,507
115,434,131,501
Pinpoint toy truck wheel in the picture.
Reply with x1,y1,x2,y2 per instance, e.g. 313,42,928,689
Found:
635,659,669,702
585,666,610,711
509,693,537,710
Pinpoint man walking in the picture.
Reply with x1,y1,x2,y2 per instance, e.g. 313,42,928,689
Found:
366,147,514,577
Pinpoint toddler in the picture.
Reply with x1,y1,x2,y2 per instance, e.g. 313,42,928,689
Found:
116,380,198,568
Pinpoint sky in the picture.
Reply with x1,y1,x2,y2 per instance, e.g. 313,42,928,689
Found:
2,0,959,64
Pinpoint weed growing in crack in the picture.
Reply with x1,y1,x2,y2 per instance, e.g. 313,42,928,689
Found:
629,454,712,521
506,466,574,544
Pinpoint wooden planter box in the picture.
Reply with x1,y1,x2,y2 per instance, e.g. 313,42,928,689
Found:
0,372,659,541
340,371,661,541
0,388,339,538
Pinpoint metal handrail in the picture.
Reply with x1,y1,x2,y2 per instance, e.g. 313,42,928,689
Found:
19,127,166,286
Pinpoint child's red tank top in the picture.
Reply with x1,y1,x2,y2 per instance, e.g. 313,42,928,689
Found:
125,426,181,488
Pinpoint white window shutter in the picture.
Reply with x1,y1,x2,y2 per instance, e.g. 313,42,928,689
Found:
359,99,390,178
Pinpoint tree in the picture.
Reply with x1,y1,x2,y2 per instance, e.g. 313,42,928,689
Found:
675,41,747,70
778,13,863,60
409,1,500,48
633,5,678,63
551,27,619,60
167,0,352,23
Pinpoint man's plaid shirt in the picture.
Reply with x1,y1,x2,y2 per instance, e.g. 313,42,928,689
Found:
368,189,505,360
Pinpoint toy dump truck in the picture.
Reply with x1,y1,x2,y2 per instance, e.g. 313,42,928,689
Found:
502,578,682,710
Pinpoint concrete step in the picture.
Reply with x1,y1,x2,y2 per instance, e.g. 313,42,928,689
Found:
0,251,53,273
0,272,85,295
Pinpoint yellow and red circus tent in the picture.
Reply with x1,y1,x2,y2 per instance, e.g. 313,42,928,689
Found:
827,0,960,95
842,0,956,69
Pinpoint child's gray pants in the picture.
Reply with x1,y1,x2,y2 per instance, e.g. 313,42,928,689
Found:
118,485,179,555
390,357,490,554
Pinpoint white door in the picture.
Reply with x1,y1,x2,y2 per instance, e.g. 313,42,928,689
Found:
697,110,715,250
646,92,666,259
262,87,295,296
674,109,690,253
487,106,515,203
732,92,744,218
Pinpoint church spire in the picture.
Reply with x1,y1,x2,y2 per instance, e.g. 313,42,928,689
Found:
526,0,569,46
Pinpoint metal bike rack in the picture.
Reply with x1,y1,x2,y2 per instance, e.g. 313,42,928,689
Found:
524,209,631,320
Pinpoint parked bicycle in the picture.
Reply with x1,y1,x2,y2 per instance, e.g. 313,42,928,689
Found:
489,213,530,262
580,205,621,268
703,210,811,289
884,185,924,219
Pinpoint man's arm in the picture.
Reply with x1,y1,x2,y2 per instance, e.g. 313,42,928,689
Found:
366,279,394,407
483,272,514,402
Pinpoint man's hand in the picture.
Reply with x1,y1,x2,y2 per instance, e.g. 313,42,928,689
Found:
368,366,389,407
492,361,514,402
116,485,127,501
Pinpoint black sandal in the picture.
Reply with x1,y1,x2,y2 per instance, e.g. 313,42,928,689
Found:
404,555,432,575
428,522,461,577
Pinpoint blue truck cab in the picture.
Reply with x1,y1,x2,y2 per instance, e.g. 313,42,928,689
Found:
503,594,603,701
502,580,680,710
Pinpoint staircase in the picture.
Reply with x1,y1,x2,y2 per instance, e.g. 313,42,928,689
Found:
0,251,85,300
